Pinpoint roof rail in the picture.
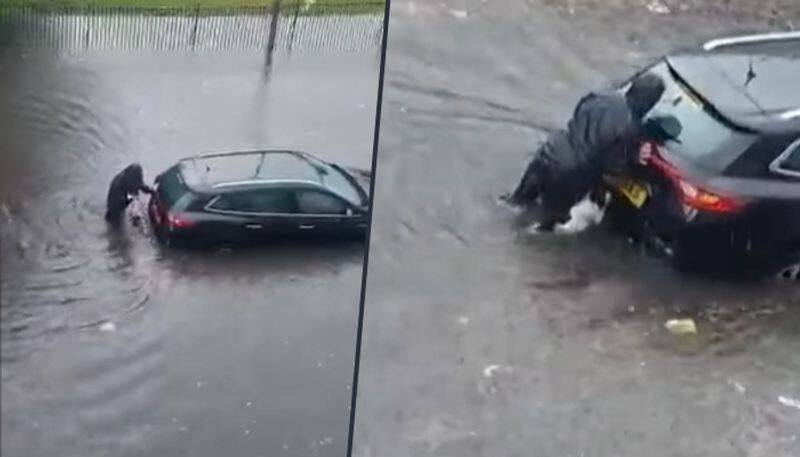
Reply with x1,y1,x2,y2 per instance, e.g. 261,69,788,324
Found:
779,108,800,121
212,179,321,188
703,31,800,51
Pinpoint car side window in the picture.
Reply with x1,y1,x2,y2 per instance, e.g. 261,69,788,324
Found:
296,190,348,215
209,189,295,214
779,141,800,172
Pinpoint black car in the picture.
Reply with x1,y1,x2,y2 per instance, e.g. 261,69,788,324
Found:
600,32,800,273
148,150,371,245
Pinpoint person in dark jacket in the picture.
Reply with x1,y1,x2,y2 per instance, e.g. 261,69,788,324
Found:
105,163,154,226
504,72,666,231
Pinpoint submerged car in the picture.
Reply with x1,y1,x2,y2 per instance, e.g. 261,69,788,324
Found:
600,32,800,273
148,150,370,245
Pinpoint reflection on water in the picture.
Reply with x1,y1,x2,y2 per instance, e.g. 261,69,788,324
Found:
0,13,377,456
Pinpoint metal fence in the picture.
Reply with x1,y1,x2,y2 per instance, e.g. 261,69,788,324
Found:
0,2,384,53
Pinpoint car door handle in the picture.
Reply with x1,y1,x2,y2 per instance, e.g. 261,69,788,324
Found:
244,223,262,229
298,224,315,230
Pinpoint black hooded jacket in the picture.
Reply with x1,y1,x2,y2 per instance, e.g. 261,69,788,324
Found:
538,72,666,182
105,163,153,221
508,73,665,212
540,91,638,178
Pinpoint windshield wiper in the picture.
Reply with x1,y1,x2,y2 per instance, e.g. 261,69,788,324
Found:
744,57,757,87
664,58,758,134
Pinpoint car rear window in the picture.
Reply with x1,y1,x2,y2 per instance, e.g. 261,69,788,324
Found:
778,141,800,173
642,62,758,173
299,156,363,205
157,166,189,208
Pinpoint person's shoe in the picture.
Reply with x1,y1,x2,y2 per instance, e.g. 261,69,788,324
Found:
499,192,517,205
532,220,557,233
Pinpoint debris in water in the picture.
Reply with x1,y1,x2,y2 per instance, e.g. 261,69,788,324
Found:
99,321,117,332
246,401,253,407
664,318,697,336
282,444,290,450
196,381,205,388
483,364,512,378
778,396,800,410
457,316,469,325
245,429,251,435
448,9,469,19
728,379,747,394
1,203,12,222
178,426,189,433
646,0,670,14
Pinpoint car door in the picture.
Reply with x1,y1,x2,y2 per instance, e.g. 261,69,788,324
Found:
206,188,298,242
293,189,361,238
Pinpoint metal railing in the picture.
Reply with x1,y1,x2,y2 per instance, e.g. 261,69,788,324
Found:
0,2,385,53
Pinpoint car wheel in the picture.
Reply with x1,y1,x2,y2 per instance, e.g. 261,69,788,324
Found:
777,263,799,281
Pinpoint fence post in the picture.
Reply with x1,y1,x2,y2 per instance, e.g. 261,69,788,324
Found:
265,0,281,73
287,0,299,55
84,3,91,50
190,3,199,50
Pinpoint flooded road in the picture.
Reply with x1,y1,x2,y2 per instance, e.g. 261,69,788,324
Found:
1,28,379,457
354,1,799,456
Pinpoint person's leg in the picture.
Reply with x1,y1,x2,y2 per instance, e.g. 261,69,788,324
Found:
504,154,548,206
105,192,131,227
536,172,580,232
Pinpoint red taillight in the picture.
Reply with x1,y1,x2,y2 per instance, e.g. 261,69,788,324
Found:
166,212,195,229
639,142,746,214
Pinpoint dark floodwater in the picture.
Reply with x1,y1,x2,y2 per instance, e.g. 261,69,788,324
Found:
0,41,378,457
353,2,800,457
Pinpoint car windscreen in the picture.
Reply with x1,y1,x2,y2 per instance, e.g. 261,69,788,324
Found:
642,62,758,173
157,166,189,208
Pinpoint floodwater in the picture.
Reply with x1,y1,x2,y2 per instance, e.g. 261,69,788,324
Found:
0,19,379,457
353,1,799,457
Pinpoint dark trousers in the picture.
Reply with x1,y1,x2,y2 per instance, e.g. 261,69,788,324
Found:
105,194,133,226
508,153,595,227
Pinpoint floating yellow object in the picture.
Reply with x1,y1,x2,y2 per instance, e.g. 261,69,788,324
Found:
664,318,698,336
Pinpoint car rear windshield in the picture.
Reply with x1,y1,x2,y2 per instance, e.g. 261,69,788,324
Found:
157,166,189,208
642,62,758,173
781,143,800,172
301,156,364,205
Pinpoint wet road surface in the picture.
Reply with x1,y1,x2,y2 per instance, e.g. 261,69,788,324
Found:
1,38,379,457
354,1,800,456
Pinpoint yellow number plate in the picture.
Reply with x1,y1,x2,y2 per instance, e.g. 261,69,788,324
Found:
604,176,649,208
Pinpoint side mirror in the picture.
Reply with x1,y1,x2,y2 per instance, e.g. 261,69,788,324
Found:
643,114,683,143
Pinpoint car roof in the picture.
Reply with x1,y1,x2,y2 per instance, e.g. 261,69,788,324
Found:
666,35,800,133
179,150,336,193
